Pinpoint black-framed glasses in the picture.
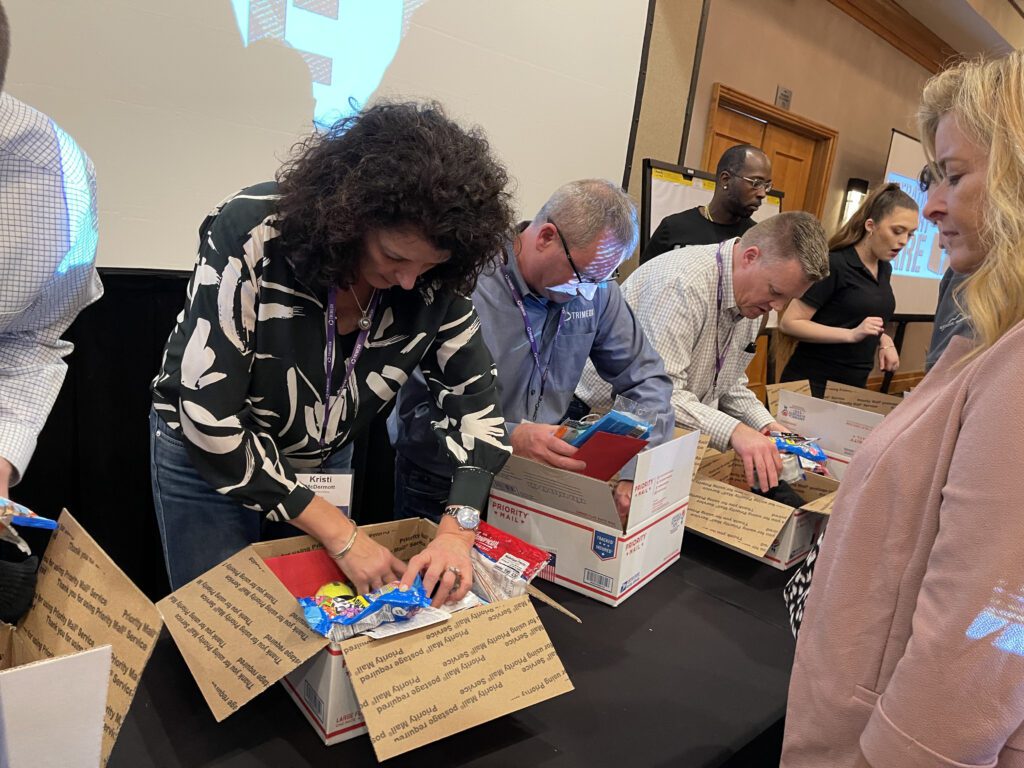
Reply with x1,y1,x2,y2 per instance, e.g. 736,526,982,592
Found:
548,218,606,285
736,175,773,192
919,164,934,192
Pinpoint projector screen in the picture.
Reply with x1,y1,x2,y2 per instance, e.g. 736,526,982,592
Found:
883,129,944,316
6,0,649,271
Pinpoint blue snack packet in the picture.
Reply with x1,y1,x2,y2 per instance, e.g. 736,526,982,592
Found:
299,575,431,642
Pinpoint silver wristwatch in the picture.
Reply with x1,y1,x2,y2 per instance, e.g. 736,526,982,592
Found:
443,504,481,532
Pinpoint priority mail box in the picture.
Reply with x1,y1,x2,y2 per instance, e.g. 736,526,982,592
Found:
687,380,892,569
488,431,702,607
774,388,886,480
765,380,901,419
157,517,574,762
0,511,164,767
686,450,838,569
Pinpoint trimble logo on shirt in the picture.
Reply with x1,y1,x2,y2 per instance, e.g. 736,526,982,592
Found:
564,308,595,322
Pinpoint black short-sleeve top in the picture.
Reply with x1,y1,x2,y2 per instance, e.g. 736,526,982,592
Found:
785,246,896,385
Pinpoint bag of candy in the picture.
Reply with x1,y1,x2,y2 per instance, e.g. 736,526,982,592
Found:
298,576,431,642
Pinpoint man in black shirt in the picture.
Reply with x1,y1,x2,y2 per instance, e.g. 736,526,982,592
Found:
640,144,773,264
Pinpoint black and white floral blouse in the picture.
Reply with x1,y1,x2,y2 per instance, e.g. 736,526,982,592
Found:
152,182,511,521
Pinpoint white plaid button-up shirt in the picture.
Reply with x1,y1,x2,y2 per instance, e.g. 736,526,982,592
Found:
0,94,103,482
577,240,773,450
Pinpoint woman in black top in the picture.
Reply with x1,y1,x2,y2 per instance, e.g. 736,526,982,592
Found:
779,183,919,397
150,103,515,602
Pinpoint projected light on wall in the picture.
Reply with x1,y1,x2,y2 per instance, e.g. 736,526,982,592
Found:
230,0,428,129
885,171,946,280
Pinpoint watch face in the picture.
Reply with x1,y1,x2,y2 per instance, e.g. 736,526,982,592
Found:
455,506,480,530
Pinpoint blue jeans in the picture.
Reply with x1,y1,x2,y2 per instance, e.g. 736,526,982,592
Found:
149,409,353,590
393,454,450,524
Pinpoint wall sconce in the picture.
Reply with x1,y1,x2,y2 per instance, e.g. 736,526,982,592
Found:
840,178,869,225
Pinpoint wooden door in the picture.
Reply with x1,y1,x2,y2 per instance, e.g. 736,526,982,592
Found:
761,124,817,212
706,106,766,169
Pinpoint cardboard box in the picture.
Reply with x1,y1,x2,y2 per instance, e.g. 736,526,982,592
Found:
0,511,164,767
156,518,574,761
487,431,702,607
774,389,885,480
686,449,838,569
765,380,901,418
686,381,891,569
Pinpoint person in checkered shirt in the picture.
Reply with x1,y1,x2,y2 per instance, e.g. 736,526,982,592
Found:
0,2,102,622
0,2,103,500
578,212,828,491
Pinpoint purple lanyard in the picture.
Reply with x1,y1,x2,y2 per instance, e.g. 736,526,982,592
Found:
501,267,566,421
714,240,737,388
320,287,380,456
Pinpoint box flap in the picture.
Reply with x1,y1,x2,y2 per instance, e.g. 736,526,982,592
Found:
790,469,840,500
341,595,573,761
800,492,836,516
0,623,11,671
767,380,811,416
629,431,700,528
492,454,621,529
0,644,111,768
157,546,328,722
15,510,162,765
776,390,884,460
698,448,737,482
824,381,901,415
692,433,711,481
686,476,795,556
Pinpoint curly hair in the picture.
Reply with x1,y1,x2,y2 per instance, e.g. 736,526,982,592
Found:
275,102,515,295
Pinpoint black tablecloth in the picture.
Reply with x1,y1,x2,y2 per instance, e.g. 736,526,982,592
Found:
110,537,794,768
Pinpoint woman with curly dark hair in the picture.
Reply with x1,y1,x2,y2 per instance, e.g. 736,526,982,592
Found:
150,102,515,605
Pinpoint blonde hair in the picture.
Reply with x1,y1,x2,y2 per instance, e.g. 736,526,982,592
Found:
918,52,1024,357
829,182,918,251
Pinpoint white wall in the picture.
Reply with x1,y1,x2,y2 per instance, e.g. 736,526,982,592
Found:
5,0,648,270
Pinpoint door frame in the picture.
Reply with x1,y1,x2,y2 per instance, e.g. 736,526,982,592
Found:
701,83,838,218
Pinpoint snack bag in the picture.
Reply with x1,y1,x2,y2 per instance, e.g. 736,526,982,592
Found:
769,432,829,464
299,576,431,642
0,497,57,556
471,521,551,602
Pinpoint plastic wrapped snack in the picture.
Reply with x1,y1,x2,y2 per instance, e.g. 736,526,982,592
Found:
470,522,551,603
298,576,431,642
770,432,829,464
0,497,58,556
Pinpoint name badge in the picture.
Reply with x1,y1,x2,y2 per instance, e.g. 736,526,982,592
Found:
296,471,353,514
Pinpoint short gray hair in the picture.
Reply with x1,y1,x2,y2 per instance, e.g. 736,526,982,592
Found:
534,179,638,259
740,211,829,281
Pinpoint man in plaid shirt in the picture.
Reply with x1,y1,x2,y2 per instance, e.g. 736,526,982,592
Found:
578,212,828,491
0,4,102,499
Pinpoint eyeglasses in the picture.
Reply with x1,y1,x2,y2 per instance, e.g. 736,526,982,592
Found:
919,164,934,192
736,175,773,193
548,219,606,285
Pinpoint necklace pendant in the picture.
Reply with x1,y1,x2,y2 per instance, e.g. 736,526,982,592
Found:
358,316,372,331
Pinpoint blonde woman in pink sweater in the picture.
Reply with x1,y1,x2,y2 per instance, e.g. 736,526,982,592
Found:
783,52,1024,768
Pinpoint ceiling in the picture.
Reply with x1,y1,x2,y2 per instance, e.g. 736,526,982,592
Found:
897,0,1014,56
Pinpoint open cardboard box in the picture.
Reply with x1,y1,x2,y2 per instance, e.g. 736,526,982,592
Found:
686,380,894,569
773,386,887,481
0,511,163,767
487,431,703,607
686,449,837,569
156,517,575,761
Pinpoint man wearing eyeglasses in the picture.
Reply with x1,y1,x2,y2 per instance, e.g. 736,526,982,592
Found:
579,212,829,492
640,145,773,265
389,179,673,524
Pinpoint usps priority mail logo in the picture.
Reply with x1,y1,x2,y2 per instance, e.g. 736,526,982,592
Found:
592,531,617,561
